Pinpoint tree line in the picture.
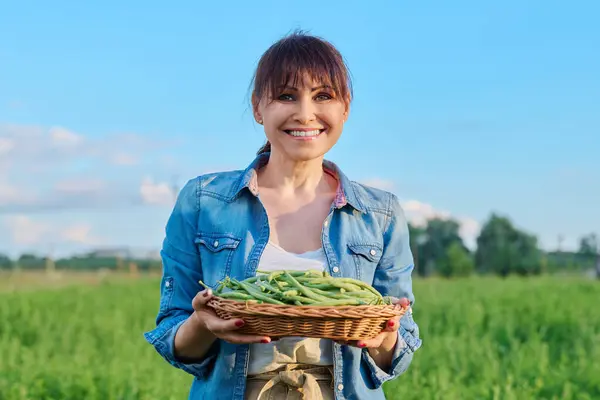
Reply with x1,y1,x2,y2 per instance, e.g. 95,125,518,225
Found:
410,213,599,278
1,213,598,278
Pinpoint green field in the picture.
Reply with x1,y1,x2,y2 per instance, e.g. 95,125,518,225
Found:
1,274,599,400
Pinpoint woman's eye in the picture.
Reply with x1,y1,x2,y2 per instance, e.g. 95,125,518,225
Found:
278,93,294,101
315,93,332,101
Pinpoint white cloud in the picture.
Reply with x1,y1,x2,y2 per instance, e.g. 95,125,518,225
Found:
0,123,171,173
357,177,481,248
4,215,50,245
402,199,480,249
0,137,15,155
3,215,103,246
140,177,175,206
49,126,84,147
0,123,183,212
60,223,103,245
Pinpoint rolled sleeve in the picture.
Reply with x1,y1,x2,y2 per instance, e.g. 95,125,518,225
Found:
362,310,422,387
143,177,217,379
363,193,422,387
144,317,219,379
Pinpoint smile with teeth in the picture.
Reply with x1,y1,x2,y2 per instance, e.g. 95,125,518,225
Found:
284,129,324,137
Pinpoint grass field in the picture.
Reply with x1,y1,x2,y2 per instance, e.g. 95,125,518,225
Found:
1,273,599,399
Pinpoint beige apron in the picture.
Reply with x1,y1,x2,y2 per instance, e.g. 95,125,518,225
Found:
245,364,335,400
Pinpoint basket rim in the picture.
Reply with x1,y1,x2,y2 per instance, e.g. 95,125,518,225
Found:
208,296,407,319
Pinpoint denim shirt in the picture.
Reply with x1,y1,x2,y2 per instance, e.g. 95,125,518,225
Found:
144,153,422,400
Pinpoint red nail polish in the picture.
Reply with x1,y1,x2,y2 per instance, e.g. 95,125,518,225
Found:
358,342,366,348
261,339,270,344
387,321,395,328
235,320,245,327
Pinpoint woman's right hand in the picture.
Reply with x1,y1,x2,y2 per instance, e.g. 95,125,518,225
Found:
191,288,272,345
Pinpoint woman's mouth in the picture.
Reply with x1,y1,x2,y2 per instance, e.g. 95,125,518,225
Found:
283,129,325,138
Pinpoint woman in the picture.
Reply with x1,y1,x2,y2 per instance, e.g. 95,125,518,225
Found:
144,31,422,400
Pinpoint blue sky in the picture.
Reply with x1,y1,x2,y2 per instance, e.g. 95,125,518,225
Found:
0,0,598,258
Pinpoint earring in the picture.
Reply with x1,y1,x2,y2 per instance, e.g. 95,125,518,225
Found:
257,119,263,124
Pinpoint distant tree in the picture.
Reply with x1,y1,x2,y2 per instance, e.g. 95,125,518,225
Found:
420,218,466,275
475,213,542,276
579,233,599,279
408,223,427,276
438,242,475,278
579,234,598,257
0,253,13,270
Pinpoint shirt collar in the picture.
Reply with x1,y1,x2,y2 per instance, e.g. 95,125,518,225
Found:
232,152,365,212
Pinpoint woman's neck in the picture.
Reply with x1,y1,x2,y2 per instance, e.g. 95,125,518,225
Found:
257,151,330,197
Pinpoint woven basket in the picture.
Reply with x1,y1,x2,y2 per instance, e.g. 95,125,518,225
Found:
208,297,407,341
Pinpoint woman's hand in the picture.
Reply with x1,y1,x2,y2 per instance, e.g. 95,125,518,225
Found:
336,297,410,350
191,288,272,345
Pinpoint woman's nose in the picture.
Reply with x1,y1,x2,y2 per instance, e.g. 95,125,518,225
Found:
293,98,317,124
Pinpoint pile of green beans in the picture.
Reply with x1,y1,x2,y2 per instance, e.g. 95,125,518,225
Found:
200,269,392,306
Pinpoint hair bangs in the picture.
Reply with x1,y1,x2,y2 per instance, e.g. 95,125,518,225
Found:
252,31,352,108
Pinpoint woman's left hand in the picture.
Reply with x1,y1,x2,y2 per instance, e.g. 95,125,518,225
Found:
336,297,410,350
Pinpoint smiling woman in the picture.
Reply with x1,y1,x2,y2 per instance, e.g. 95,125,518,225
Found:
252,33,352,160
144,30,422,400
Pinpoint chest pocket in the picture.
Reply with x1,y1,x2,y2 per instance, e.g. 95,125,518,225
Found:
195,233,241,288
347,243,383,281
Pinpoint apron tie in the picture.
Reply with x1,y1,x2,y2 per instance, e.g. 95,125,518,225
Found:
253,364,332,400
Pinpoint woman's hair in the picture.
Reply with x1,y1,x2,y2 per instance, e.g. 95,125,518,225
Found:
251,30,353,155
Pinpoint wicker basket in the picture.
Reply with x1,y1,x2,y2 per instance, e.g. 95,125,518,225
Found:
207,297,407,341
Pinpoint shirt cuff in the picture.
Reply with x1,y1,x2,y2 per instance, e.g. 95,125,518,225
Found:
361,315,422,388
144,316,219,379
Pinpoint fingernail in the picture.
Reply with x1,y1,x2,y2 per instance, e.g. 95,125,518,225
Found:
235,320,245,327
387,321,395,328
261,338,271,344
358,342,366,348
203,290,211,297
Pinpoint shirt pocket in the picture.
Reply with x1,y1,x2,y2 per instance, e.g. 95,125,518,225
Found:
195,233,242,288
347,243,383,281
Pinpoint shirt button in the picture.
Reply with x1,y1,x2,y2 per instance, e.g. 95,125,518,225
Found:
370,249,377,256
337,384,344,391
165,281,170,288
323,220,329,227
213,240,219,247
332,267,339,273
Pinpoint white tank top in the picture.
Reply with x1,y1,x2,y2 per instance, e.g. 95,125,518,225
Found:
247,242,334,375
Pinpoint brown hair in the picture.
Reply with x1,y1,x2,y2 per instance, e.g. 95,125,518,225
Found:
251,30,353,155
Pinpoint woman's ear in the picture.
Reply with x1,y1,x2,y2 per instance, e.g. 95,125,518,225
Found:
252,93,263,124
343,104,350,122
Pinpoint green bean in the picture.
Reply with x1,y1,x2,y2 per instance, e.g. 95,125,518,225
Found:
305,286,353,300
338,278,380,293
302,278,364,293
301,282,338,290
340,291,380,299
255,280,283,295
282,272,331,302
212,269,387,307
284,295,318,304
235,280,286,305
218,292,254,300
311,298,366,306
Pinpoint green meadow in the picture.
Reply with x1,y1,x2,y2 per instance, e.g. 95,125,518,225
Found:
1,275,598,399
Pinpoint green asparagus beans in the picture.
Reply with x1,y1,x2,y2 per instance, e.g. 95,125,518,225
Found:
201,269,393,306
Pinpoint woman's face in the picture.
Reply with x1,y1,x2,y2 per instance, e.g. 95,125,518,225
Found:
254,74,349,162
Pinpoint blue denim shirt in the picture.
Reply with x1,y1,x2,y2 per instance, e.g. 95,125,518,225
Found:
144,153,422,400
